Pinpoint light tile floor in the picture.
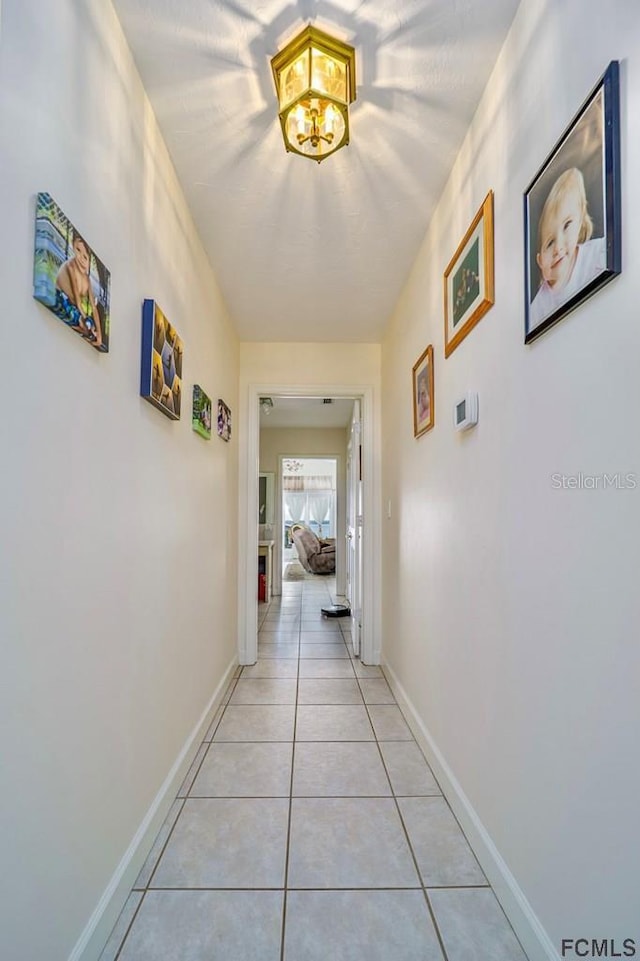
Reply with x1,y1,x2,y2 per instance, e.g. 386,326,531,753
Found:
101,576,529,961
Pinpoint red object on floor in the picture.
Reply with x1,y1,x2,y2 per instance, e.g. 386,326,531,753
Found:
258,573,267,602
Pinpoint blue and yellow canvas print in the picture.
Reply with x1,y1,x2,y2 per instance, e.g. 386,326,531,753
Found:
140,300,183,420
33,192,110,352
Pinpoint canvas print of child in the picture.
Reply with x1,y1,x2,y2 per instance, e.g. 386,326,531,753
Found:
33,193,110,352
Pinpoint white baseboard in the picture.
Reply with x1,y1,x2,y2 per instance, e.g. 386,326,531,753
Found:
382,659,559,961
69,655,239,961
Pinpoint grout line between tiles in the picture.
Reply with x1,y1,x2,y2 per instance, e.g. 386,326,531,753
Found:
142,796,187,891
280,602,301,961
112,890,147,961
364,700,452,961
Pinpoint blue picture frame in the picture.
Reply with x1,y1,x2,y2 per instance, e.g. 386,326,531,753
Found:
524,61,621,344
140,299,183,420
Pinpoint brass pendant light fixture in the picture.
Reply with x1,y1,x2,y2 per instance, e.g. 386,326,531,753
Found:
271,25,356,163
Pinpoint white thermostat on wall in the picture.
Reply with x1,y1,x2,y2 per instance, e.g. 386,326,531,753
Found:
454,392,479,431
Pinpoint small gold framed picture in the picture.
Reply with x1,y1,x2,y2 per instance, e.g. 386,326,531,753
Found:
412,344,434,438
444,190,494,357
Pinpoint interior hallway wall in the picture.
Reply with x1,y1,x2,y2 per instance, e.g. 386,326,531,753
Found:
0,2,239,958
381,0,640,955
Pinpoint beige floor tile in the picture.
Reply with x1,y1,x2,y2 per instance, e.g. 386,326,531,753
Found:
230,678,297,704
428,888,528,961
367,704,414,740
118,891,283,961
296,704,374,741
398,797,487,887
284,890,443,961
293,742,391,796
288,797,420,888
191,742,293,797
297,678,363,704
152,798,289,888
379,742,441,796
214,704,296,741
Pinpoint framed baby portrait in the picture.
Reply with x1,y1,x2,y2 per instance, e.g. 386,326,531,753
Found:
524,60,621,344
33,192,110,352
140,299,183,420
444,190,494,358
412,345,434,438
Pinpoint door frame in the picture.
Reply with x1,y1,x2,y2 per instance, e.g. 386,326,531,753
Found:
238,382,381,666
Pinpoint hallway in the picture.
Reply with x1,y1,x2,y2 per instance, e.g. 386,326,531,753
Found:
100,577,528,961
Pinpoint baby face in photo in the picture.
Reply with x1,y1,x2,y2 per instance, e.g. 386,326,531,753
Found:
536,168,592,292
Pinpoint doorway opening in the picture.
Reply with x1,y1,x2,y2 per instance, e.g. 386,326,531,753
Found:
239,384,380,667
282,456,338,578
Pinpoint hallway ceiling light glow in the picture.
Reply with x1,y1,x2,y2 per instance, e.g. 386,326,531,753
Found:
271,25,356,163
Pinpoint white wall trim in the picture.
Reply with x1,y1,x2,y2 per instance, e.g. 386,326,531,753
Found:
69,655,238,961
383,659,558,961
239,383,381,666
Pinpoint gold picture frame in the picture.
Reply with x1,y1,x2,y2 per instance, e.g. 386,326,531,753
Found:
444,190,494,357
412,344,434,438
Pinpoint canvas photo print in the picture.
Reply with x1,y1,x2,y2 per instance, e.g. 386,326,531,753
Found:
33,192,110,352
217,399,231,441
140,300,183,420
192,385,212,439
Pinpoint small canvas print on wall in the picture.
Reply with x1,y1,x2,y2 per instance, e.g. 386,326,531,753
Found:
33,192,110,351
140,300,183,420
217,399,231,441
192,385,212,439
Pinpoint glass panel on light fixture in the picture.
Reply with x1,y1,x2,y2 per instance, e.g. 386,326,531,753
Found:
310,48,346,102
286,103,309,145
280,50,310,109
321,101,345,146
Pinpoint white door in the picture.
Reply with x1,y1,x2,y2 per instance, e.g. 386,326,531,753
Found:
346,401,362,656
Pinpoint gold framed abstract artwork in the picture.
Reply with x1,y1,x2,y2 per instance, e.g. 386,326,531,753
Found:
444,190,494,357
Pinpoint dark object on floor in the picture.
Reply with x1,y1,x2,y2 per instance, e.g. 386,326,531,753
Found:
321,604,351,618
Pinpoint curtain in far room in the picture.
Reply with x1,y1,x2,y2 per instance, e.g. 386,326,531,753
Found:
283,490,307,527
307,493,331,533
283,473,335,539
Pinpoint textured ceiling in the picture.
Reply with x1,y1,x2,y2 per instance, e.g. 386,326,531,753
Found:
112,0,520,343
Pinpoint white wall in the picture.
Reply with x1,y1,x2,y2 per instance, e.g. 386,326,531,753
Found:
260,429,348,475
240,342,381,387
382,0,640,955
0,2,239,959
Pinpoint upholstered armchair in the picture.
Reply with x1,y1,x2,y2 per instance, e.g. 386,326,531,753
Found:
290,524,336,574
